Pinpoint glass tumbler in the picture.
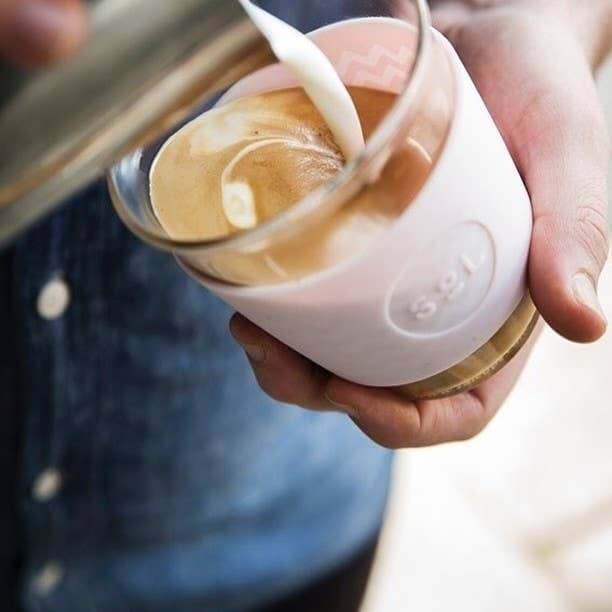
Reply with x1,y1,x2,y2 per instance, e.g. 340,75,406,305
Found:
109,0,539,400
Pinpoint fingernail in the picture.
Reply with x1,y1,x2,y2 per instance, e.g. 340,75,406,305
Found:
573,273,608,325
14,1,75,52
241,343,266,364
325,393,359,420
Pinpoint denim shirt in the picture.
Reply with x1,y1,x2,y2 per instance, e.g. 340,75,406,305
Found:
1,2,393,611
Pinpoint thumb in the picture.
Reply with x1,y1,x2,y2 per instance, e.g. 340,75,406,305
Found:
522,81,610,342
439,13,611,343
0,0,87,68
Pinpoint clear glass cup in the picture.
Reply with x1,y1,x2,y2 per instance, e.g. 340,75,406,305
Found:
110,1,451,283
109,0,538,399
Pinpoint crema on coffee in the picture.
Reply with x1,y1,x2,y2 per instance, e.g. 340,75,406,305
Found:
150,86,432,284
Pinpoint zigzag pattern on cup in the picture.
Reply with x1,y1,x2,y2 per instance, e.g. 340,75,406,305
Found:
336,45,412,92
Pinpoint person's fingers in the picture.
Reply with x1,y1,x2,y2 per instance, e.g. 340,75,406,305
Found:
526,107,609,343
442,14,610,342
514,51,609,342
231,313,542,447
325,320,543,448
0,0,87,67
229,314,333,410
230,313,488,443
325,380,490,448
230,311,523,447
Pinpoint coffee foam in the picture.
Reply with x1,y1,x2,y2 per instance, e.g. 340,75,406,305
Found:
150,86,433,284
151,89,343,240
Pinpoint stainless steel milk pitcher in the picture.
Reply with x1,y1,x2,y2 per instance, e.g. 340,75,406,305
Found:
0,0,272,246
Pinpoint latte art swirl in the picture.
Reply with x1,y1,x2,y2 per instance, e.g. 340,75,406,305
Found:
221,138,342,230
151,89,343,241
150,86,433,284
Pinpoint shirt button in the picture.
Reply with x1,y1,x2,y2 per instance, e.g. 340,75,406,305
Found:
32,562,64,597
32,468,62,502
37,278,71,320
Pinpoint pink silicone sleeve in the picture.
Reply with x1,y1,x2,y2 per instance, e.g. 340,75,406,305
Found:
183,18,532,386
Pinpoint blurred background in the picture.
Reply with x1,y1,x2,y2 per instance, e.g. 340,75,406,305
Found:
362,58,612,612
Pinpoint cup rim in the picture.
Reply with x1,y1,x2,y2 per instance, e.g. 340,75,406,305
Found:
107,4,432,256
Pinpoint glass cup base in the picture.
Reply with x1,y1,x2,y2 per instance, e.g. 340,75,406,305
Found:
394,293,539,400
